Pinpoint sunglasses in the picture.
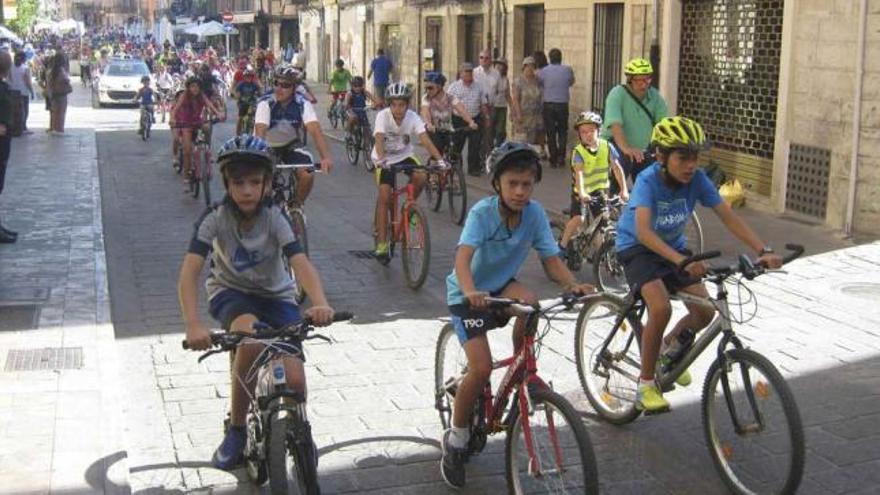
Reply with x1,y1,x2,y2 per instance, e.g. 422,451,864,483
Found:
275,81,294,89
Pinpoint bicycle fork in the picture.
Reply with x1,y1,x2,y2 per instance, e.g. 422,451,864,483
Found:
515,382,565,479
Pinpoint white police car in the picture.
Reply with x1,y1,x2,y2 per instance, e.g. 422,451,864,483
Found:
92,56,152,107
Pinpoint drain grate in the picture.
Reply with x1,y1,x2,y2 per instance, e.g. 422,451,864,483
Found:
0,305,41,332
4,347,84,372
348,250,377,260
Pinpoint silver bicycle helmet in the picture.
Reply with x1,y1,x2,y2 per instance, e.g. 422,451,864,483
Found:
574,111,603,130
484,141,543,185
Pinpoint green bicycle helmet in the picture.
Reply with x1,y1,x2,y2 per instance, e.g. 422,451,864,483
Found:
651,116,710,152
624,57,653,76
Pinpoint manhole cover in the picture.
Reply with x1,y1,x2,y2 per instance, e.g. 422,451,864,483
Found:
348,250,376,260
838,283,880,301
4,347,84,371
0,305,40,332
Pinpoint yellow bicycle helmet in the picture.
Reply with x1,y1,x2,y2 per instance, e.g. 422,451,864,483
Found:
624,57,653,76
651,116,710,152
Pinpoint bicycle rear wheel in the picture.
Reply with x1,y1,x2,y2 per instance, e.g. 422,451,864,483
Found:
702,348,804,495
434,323,468,430
575,293,642,425
447,164,467,226
505,387,599,494
400,204,430,290
593,238,629,295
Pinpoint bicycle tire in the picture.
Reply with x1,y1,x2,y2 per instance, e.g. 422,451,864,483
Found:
702,348,804,495
434,323,465,430
174,146,183,174
268,415,303,495
424,167,442,212
593,238,629,295
202,148,212,206
288,207,309,304
345,132,359,166
328,104,339,129
144,117,151,141
447,164,467,226
575,293,642,425
504,387,599,494
363,134,375,172
191,147,202,199
687,210,705,254
400,204,430,290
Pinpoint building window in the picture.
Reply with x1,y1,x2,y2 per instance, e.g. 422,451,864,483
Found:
381,24,402,80
425,17,443,74
591,3,624,113
463,14,484,66
522,5,544,59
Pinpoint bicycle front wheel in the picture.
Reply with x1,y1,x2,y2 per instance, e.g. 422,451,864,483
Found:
702,348,804,495
190,152,201,199
505,387,599,494
268,415,304,495
593,238,629,295
423,168,442,212
434,323,467,430
363,134,375,172
202,149,212,206
288,207,309,304
400,204,430,289
575,293,642,424
345,132,359,165
329,105,339,129
447,164,468,226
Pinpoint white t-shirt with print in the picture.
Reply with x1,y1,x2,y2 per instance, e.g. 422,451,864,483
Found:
371,108,427,165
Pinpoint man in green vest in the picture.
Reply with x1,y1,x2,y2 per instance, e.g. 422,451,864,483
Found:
558,111,628,265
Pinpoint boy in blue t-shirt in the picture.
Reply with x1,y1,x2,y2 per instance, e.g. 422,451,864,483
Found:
615,116,782,414
440,142,593,489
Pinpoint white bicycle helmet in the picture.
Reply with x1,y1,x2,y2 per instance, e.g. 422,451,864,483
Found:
385,82,412,101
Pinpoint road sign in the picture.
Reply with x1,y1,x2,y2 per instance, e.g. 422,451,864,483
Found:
223,23,234,33
222,11,234,23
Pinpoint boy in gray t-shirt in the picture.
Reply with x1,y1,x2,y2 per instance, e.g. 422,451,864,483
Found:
179,135,336,471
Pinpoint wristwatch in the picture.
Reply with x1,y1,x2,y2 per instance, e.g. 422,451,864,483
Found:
759,246,775,255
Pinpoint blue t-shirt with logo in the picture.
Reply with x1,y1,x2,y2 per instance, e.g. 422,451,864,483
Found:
446,196,560,306
615,163,722,252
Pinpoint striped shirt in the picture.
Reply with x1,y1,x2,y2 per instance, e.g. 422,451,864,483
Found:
446,79,488,118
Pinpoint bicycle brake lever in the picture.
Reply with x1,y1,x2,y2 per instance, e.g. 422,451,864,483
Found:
197,349,222,363
305,334,332,343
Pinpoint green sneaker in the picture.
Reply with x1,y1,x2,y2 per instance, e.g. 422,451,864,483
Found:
660,355,693,387
637,383,670,413
375,242,391,265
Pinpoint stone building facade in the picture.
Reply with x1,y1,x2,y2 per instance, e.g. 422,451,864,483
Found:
237,0,880,236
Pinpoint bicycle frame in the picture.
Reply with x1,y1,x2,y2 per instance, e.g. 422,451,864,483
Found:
598,280,766,435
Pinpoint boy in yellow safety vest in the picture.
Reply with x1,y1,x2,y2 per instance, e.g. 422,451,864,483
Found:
558,111,628,256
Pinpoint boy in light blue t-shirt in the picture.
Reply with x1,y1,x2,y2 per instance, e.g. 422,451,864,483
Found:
440,142,593,489
615,117,782,414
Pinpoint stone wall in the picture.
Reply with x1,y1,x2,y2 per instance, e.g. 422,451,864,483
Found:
787,0,880,234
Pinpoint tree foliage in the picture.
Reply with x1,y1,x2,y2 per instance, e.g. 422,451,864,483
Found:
7,0,40,37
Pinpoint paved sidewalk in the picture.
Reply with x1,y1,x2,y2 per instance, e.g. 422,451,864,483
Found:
0,96,128,492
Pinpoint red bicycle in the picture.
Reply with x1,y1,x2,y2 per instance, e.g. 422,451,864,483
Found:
434,294,599,493
373,161,437,289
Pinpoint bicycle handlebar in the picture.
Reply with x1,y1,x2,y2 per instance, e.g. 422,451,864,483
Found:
478,292,596,314
687,244,805,282
275,162,322,172
181,311,354,351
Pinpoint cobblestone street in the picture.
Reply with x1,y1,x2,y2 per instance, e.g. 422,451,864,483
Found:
0,83,878,494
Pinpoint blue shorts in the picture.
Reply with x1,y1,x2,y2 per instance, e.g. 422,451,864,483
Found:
448,278,516,344
209,286,299,327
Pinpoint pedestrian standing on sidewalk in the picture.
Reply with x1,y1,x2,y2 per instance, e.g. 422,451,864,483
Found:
509,56,544,150
10,52,34,135
473,50,501,160
367,49,393,108
0,51,17,243
447,62,490,176
539,48,575,168
491,58,511,146
46,52,72,135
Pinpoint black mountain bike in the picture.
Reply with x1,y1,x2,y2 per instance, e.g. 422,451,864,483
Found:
423,128,469,226
182,312,353,495
344,109,374,171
